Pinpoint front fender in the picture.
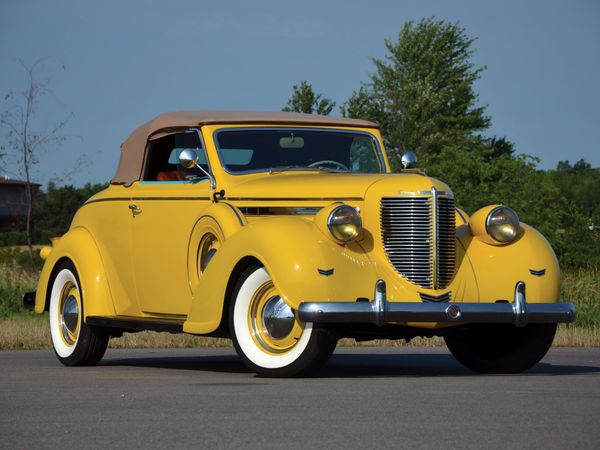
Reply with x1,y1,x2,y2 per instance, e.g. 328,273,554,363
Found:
183,216,379,334
458,223,560,303
35,227,116,318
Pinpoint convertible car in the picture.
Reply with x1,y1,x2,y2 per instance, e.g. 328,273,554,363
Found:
27,111,575,376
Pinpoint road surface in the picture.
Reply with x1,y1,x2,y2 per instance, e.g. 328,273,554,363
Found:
2,347,599,449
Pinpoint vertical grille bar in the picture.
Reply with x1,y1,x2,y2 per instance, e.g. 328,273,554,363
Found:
381,193,456,289
436,196,456,289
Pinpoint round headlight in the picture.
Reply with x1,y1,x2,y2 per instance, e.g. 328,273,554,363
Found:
486,206,520,243
327,205,362,242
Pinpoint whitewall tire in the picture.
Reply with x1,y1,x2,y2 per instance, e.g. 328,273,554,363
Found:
49,261,109,366
229,265,337,377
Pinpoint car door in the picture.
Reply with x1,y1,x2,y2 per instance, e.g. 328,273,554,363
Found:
129,130,213,317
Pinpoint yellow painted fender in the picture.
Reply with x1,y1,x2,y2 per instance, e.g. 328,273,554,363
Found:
458,223,560,303
35,226,116,319
186,202,247,293
183,216,379,334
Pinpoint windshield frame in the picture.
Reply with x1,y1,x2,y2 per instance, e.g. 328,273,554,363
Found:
212,127,386,176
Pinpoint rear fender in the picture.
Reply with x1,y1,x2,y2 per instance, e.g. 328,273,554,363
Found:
35,227,116,318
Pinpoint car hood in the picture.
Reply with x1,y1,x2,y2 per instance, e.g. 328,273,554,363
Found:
224,172,451,202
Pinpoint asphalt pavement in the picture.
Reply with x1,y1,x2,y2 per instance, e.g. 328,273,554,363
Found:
2,346,599,449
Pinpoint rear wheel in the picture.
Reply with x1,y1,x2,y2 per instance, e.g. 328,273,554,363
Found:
229,265,337,377
444,323,557,373
49,261,109,366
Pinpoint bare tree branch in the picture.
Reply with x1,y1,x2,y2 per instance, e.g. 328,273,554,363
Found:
0,58,73,268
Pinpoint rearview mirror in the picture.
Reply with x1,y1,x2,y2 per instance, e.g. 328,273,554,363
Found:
280,136,304,149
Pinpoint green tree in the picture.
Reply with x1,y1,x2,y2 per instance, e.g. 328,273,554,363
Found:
543,160,600,267
342,18,490,168
283,80,336,115
32,182,106,244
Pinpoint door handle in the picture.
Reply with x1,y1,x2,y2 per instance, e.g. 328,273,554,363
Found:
128,204,141,216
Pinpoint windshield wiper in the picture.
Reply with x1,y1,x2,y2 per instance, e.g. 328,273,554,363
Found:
269,165,339,174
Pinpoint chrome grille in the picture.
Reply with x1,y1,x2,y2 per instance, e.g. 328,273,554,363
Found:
436,196,456,288
381,194,456,289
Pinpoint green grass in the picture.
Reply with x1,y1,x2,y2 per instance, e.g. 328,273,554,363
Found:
561,267,600,328
1,252,598,349
0,262,38,318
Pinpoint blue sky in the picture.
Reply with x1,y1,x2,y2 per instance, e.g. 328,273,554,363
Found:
1,0,598,187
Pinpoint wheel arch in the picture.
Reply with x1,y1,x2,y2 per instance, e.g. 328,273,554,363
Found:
183,216,378,335
212,255,262,337
35,227,116,318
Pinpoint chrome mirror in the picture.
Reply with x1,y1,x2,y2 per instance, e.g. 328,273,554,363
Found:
401,151,418,169
178,148,199,169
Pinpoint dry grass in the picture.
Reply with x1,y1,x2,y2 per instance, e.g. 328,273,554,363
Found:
2,314,597,351
554,325,600,347
108,332,231,349
0,314,50,350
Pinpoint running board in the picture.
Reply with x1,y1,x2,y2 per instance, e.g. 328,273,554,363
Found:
86,316,184,333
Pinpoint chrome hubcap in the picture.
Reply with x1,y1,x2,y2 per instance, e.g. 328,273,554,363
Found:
262,296,295,339
61,294,79,345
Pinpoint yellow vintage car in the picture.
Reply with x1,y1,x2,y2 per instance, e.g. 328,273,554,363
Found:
30,111,575,376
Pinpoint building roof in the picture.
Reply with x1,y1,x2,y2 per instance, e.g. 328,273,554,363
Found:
0,177,40,186
112,111,379,185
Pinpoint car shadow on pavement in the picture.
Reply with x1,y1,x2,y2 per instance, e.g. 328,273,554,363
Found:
100,351,600,378
318,353,600,378
102,353,251,374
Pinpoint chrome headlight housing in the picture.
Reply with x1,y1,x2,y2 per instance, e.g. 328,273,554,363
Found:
469,204,521,245
486,206,520,243
327,205,362,242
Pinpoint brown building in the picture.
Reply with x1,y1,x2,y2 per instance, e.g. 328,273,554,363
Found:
0,177,39,232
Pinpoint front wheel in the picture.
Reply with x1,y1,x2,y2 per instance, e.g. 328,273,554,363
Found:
49,261,109,366
444,323,557,373
229,265,337,377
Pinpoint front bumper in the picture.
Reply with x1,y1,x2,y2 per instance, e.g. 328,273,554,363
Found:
297,281,576,327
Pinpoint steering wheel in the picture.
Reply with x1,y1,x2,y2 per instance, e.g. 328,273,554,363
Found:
308,160,349,171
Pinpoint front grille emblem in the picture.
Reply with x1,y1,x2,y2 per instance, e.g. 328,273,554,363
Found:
419,292,452,303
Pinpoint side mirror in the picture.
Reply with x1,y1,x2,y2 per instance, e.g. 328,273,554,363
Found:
179,148,199,169
401,151,418,169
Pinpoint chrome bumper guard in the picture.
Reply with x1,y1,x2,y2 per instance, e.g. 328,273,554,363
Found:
297,280,576,327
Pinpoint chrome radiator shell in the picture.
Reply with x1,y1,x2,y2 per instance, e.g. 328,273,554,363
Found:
380,192,456,289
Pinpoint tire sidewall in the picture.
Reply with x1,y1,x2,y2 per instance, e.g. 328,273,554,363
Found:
231,266,314,371
49,263,82,359
444,323,557,373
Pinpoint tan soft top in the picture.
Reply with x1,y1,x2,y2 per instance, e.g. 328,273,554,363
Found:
112,111,379,185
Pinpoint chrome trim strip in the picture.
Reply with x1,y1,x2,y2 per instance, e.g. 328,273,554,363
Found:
223,202,245,226
240,206,322,216
213,127,387,175
455,208,468,224
84,196,211,206
317,268,334,276
419,291,452,303
298,281,576,326
227,197,363,202
529,268,546,277
398,190,451,196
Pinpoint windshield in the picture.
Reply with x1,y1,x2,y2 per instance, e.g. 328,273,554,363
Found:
215,128,384,174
